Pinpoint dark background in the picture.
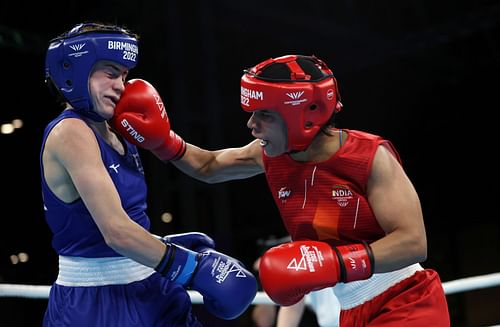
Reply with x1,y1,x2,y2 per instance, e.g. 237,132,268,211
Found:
1,0,499,326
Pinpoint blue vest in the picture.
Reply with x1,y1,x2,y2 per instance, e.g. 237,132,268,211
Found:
40,110,149,257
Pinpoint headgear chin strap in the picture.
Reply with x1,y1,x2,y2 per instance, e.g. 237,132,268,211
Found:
240,55,342,152
45,23,139,121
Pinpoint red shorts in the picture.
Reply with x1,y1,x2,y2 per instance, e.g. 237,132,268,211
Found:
340,269,450,326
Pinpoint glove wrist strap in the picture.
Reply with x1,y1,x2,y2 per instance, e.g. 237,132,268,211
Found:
334,242,374,282
155,244,199,286
155,244,176,276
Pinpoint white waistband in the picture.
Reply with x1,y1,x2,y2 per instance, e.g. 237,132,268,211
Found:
333,263,423,310
56,255,155,287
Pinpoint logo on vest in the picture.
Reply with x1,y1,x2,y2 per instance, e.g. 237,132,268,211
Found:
108,163,120,173
278,187,291,203
331,185,353,207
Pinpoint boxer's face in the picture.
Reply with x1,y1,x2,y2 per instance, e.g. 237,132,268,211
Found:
247,109,287,157
89,60,129,120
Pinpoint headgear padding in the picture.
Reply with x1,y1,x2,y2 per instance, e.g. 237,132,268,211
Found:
241,55,342,152
45,23,139,121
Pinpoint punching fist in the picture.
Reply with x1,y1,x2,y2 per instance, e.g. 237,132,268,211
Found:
259,241,373,306
110,79,186,161
156,244,257,320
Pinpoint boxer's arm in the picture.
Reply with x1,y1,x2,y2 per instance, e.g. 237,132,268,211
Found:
44,118,165,268
172,139,264,183
110,79,264,182
367,145,427,273
276,299,305,327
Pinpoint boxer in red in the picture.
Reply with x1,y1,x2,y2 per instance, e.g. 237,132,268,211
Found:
112,54,450,326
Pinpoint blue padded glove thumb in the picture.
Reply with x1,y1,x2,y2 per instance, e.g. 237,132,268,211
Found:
158,232,215,252
190,250,257,320
155,244,256,319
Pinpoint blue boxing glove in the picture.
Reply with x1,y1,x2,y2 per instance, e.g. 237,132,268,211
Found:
155,244,257,320
159,232,215,252
191,250,258,319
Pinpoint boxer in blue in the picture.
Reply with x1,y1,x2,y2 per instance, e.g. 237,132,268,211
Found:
41,22,256,326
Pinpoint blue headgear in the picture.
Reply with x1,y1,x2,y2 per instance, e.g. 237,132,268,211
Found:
45,23,139,121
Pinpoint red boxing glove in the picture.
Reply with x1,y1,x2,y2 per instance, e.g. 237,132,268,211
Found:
110,79,186,161
259,241,374,306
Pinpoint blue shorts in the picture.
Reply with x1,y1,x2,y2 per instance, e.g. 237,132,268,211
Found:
43,273,202,326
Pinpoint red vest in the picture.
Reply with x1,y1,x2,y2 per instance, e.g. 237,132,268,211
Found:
263,129,400,246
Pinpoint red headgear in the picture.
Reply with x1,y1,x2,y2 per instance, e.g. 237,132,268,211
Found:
240,55,342,152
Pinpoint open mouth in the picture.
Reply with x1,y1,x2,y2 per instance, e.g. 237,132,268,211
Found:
259,139,268,147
